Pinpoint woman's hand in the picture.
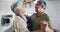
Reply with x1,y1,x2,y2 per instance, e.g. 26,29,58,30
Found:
45,23,54,32
40,20,54,32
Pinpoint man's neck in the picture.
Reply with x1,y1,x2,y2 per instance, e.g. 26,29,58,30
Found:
41,29,46,32
36,12,44,16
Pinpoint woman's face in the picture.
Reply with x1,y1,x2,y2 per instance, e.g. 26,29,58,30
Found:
18,6,25,16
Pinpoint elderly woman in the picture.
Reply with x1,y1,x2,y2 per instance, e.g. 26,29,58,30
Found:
11,1,30,32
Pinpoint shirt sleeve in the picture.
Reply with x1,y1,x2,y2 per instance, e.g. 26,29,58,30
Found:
44,14,52,29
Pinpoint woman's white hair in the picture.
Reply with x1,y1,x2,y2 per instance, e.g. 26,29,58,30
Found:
11,1,24,15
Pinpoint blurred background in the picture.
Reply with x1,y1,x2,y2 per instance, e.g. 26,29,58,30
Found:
0,0,60,32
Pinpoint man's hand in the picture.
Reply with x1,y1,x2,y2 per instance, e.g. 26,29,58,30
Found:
40,20,54,32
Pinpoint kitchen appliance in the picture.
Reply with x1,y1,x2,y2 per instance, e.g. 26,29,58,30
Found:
1,15,13,25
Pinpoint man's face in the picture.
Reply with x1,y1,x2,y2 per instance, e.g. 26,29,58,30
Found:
35,2,45,13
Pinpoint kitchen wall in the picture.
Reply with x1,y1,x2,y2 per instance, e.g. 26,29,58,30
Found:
0,0,60,31
0,0,17,27
45,0,60,31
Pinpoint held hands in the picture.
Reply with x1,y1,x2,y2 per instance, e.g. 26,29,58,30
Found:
31,20,54,32
40,20,54,32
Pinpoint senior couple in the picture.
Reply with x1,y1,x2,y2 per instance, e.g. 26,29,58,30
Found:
11,0,54,32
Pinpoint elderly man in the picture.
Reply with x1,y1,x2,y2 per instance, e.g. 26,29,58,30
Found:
30,0,54,32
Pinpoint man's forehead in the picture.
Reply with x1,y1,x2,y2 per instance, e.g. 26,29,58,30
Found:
35,2,40,6
35,2,42,7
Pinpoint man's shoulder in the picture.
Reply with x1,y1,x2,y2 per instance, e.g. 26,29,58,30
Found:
31,13,36,16
43,13,48,15
30,13,36,17
42,13,49,17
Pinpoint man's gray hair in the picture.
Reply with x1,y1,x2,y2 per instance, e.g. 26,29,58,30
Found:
37,0,47,10
11,1,24,15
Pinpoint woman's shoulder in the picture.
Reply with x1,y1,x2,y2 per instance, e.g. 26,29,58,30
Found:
13,16,22,23
14,16,26,23
15,16,22,20
15,16,20,19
